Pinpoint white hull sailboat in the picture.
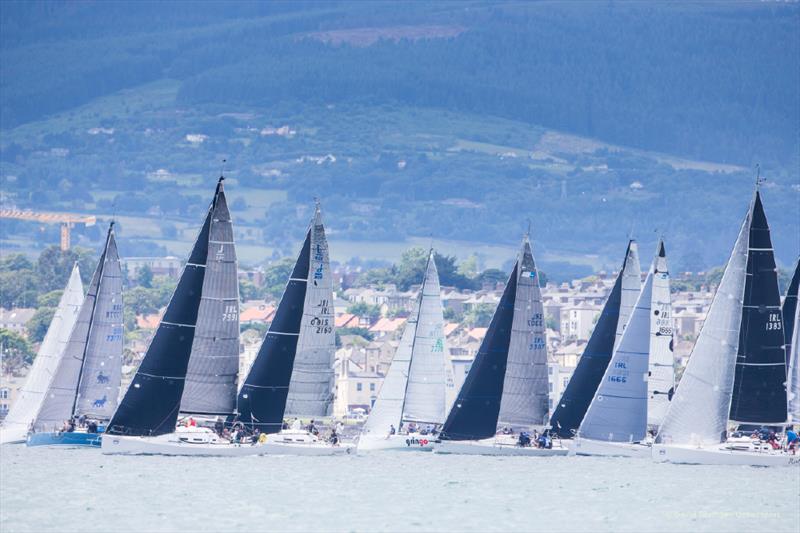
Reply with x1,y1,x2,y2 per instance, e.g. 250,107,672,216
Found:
570,438,651,459
357,433,437,452
436,434,568,456
652,443,799,467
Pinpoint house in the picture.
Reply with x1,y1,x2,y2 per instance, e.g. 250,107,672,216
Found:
239,303,276,325
369,317,406,338
333,347,384,416
123,256,182,280
0,372,26,420
335,313,359,329
0,308,35,335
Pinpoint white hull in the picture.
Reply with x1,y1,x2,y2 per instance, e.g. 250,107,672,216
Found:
570,438,651,458
357,434,436,452
261,430,353,456
101,434,267,457
434,438,568,456
652,443,800,467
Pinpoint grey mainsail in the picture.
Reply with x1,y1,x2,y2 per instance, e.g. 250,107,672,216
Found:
285,204,336,417
498,235,549,428
180,180,240,416
647,240,675,429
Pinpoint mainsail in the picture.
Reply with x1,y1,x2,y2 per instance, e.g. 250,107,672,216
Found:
237,230,310,433
729,191,787,425
400,251,448,425
440,264,517,440
180,180,240,417
549,240,640,438
284,204,336,417
498,235,549,428
579,269,653,443
0,266,84,443
107,180,219,436
647,241,675,429
782,258,799,374
34,223,123,430
656,206,750,445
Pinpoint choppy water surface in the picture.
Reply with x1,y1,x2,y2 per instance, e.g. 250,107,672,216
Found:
1,446,798,532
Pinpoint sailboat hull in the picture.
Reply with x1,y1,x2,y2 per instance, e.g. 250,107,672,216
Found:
27,431,102,448
570,438,651,458
434,438,568,456
101,433,267,457
357,434,436,452
259,429,353,456
652,443,800,467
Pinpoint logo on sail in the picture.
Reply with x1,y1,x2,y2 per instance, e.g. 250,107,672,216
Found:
96,372,109,384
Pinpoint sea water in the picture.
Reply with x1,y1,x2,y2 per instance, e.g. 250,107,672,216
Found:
1,445,798,532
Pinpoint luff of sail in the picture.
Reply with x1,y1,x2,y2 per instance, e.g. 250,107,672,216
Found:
656,207,750,446
788,283,800,423
34,223,121,430
647,240,675,429
237,232,310,433
0,266,83,443
74,226,123,420
440,264,517,440
180,180,240,416
579,269,653,443
107,181,217,436
729,190,787,425
401,251,448,426
616,241,642,352
498,235,549,428
782,258,799,374
548,241,638,438
284,204,336,417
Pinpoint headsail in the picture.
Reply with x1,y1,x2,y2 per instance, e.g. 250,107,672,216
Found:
237,232,310,433
107,180,218,436
782,258,799,374
656,207,750,446
647,240,675,429
401,251,448,426
284,204,336,417
579,269,653,443
549,241,639,438
180,180,240,417
0,266,83,443
617,241,642,351
788,282,800,423
729,190,787,425
440,264,517,440
34,223,122,430
498,235,549,428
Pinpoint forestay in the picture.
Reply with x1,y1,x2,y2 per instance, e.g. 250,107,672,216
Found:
579,269,653,443
401,252,448,425
498,236,549,428
180,182,240,417
788,283,800,423
647,241,675,429
656,208,750,446
782,258,799,423
0,266,83,443
285,205,336,417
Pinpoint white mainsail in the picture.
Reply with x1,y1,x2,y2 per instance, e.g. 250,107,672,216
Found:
656,210,750,446
579,269,654,442
498,235,549,428
647,241,675,429
616,241,642,351
285,204,336,417
0,266,84,444
789,284,800,423
401,252,448,425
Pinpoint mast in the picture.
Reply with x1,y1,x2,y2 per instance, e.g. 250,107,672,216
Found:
656,202,750,445
440,263,518,441
647,239,675,429
729,189,787,425
498,234,549,428
548,241,637,438
782,257,800,374
107,180,218,436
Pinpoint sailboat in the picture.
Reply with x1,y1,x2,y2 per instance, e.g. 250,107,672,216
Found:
548,241,641,439
103,177,258,456
435,235,567,456
571,245,667,458
235,203,350,455
26,223,124,447
783,258,799,424
653,188,797,466
647,241,675,431
0,266,84,445
357,250,450,452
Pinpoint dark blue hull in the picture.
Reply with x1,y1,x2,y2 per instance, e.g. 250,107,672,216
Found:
26,431,102,448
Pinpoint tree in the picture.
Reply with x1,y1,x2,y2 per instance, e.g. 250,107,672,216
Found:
347,302,382,321
262,258,296,299
0,328,35,374
37,290,63,308
26,308,56,343
137,264,153,288
464,303,495,327
35,245,95,292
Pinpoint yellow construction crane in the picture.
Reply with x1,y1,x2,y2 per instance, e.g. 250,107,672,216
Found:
0,209,97,250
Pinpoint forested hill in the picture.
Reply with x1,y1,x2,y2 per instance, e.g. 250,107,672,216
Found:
1,1,798,166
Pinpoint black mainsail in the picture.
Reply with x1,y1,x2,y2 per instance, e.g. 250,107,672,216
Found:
439,264,518,441
729,190,788,425
237,231,311,434
107,180,220,436
783,257,800,373
548,241,639,438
